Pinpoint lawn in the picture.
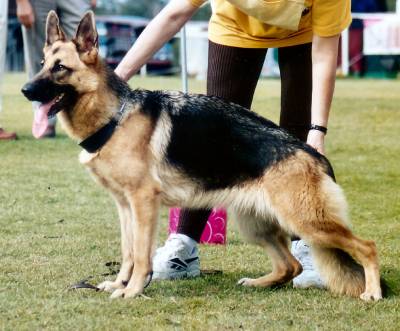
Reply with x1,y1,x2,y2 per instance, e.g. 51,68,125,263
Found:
1,73,399,331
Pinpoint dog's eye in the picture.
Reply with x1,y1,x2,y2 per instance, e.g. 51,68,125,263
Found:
52,63,66,72
40,59,45,66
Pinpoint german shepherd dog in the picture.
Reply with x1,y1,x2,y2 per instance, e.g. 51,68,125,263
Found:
22,11,382,301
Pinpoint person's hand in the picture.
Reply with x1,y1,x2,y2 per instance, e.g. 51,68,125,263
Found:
307,129,325,155
90,0,97,9
16,0,35,29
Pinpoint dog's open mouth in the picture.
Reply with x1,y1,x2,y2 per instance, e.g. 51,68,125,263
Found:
32,93,65,138
42,93,65,118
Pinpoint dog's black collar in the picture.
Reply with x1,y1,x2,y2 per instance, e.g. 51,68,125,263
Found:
79,102,127,153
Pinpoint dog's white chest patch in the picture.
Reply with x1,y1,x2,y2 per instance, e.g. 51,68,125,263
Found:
79,150,98,164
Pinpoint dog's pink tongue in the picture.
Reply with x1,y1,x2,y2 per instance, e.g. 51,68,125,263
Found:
32,101,54,139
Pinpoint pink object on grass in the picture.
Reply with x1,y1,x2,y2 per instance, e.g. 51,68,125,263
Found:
169,208,227,244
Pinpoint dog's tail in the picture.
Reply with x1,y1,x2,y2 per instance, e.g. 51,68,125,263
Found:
311,246,365,297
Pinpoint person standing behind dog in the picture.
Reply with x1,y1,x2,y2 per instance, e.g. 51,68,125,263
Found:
0,0,18,141
115,0,350,287
16,0,96,138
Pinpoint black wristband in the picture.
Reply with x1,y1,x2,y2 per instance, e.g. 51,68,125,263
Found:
309,124,327,135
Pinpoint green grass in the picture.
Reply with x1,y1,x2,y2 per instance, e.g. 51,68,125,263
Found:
1,73,400,331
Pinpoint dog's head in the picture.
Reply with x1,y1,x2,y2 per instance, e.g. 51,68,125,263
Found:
21,11,100,118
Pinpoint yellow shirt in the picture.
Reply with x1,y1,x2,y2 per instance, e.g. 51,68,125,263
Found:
189,0,352,48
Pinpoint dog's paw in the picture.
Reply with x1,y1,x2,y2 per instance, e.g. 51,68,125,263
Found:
97,280,125,293
110,287,142,299
360,290,382,302
237,278,255,287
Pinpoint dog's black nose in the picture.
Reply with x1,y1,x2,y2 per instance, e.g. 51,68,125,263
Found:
21,82,35,100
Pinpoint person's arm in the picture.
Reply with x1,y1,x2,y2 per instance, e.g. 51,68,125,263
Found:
307,34,340,155
115,0,199,82
16,0,35,29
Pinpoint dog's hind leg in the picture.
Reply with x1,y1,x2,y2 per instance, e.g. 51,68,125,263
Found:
294,218,381,301
97,193,134,292
238,233,302,287
300,221,381,301
111,181,160,299
268,169,381,301
235,214,302,288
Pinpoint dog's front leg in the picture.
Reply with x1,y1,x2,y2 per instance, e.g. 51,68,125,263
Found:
111,184,159,299
98,193,134,292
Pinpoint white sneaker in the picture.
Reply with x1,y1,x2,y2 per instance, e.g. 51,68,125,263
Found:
291,240,325,289
152,234,201,280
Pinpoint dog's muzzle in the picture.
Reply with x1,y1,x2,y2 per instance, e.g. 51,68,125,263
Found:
21,81,37,101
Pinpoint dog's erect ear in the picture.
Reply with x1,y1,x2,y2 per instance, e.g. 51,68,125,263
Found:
46,10,66,46
74,11,98,53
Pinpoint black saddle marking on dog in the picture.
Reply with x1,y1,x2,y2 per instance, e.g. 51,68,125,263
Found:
128,88,335,189
158,93,327,190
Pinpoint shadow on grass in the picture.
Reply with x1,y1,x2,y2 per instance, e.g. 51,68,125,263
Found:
381,266,400,298
69,264,400,301
67,266,296,299
131,271,298,300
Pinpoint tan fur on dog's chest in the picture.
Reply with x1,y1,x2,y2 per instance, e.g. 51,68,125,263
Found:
78,111,160,193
